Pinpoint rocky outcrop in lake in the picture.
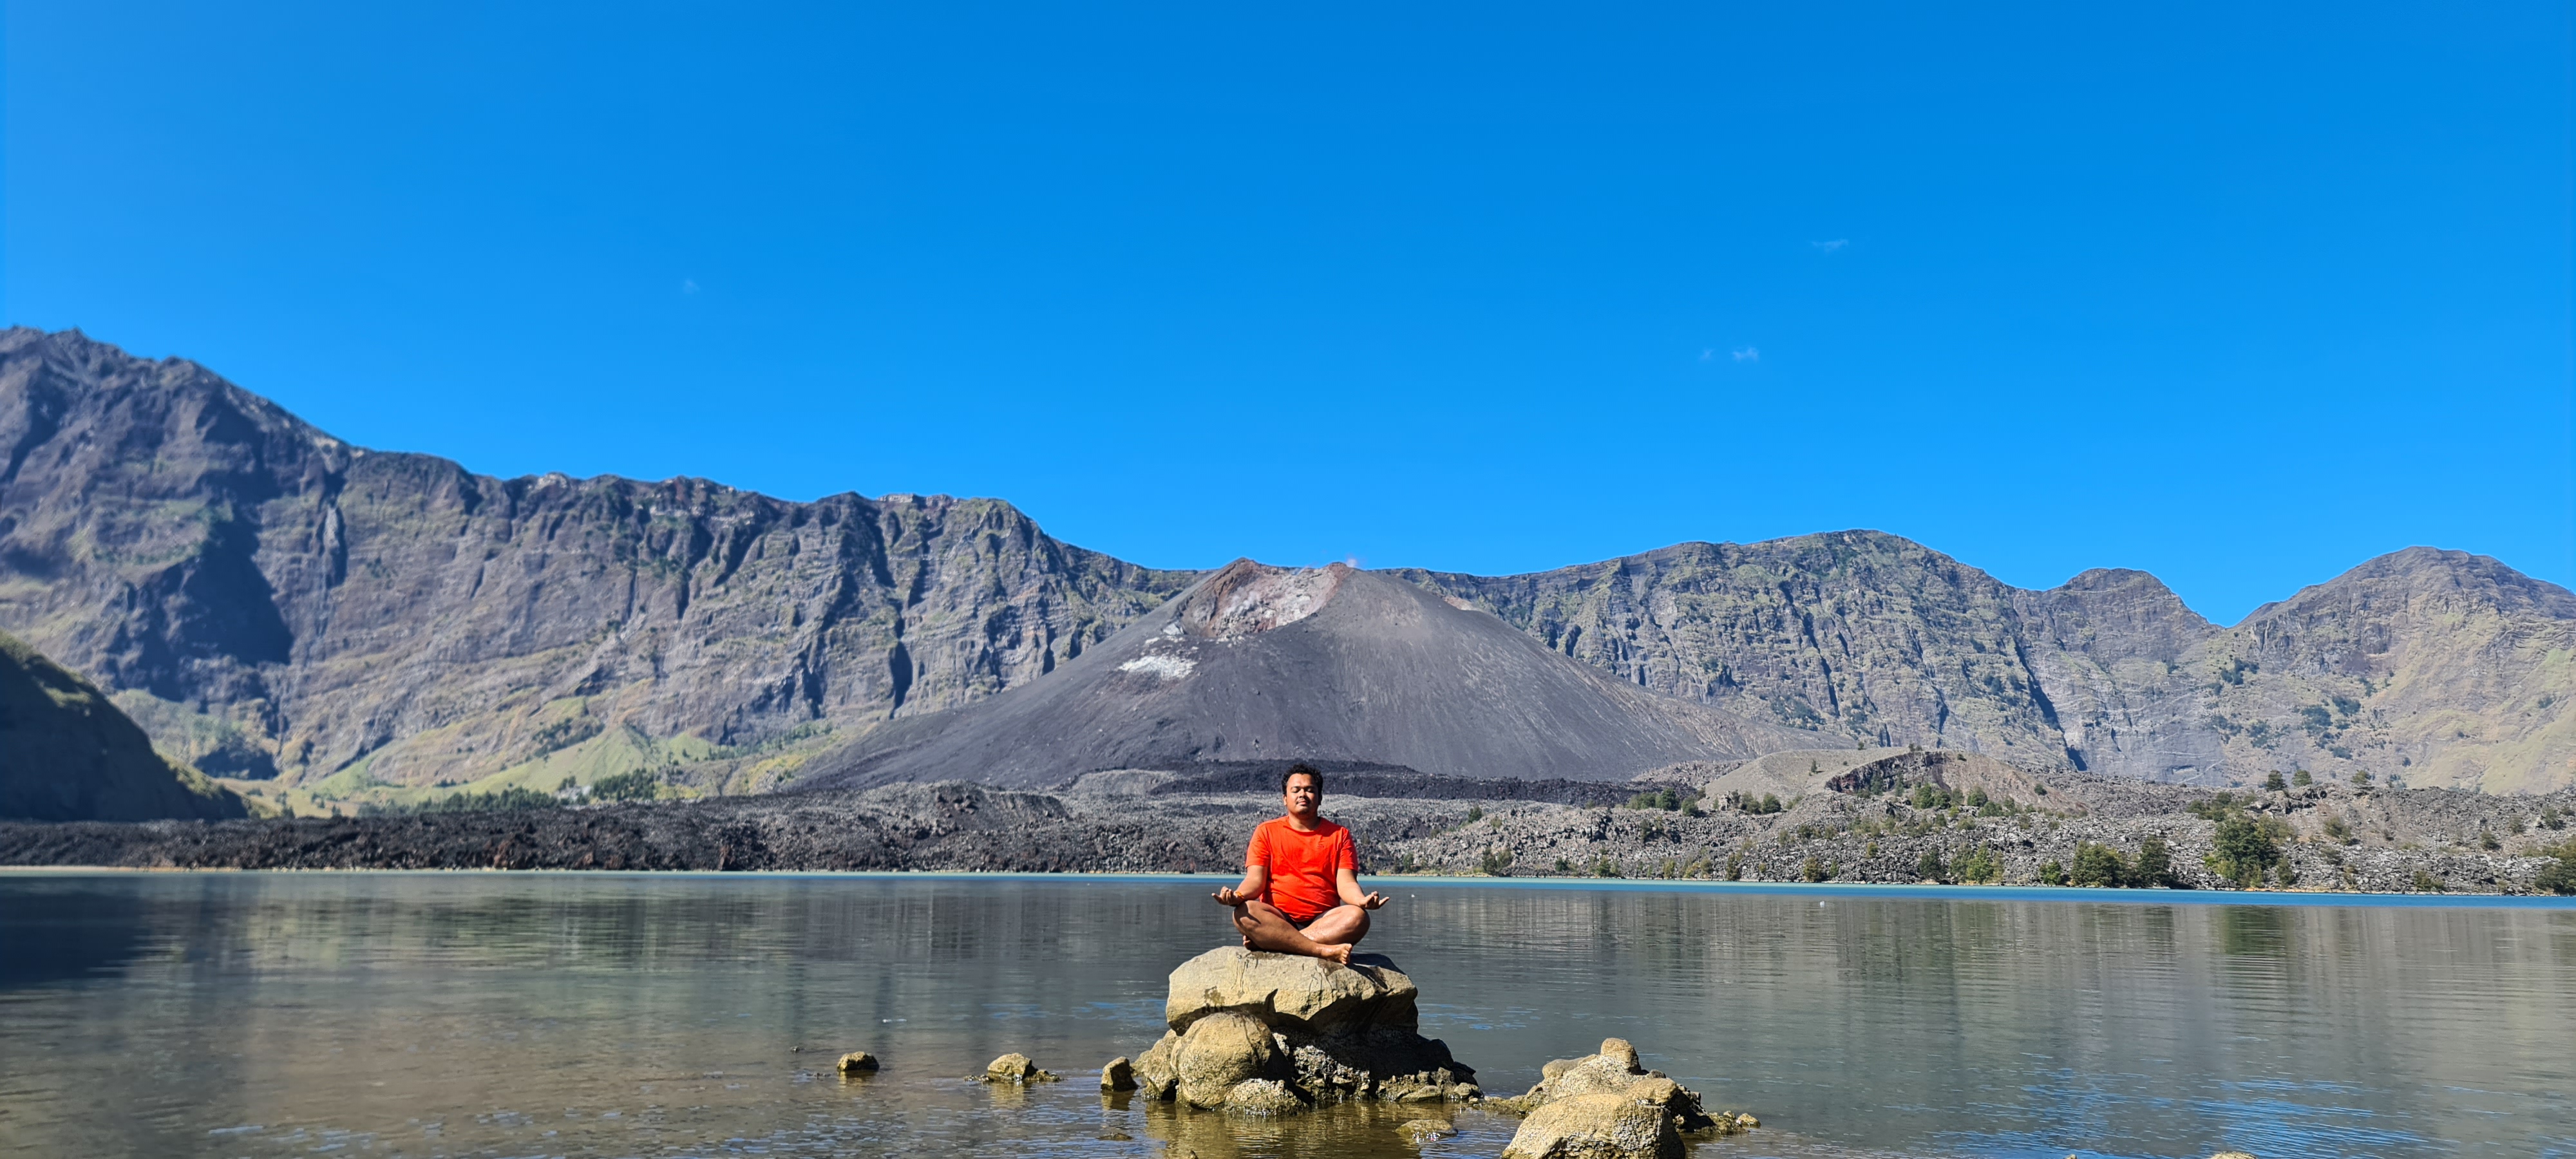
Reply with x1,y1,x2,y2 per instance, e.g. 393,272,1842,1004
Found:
1489,1037,1747,1159
1132,948,1478,1114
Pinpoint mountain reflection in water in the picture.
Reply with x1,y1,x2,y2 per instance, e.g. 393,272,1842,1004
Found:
1,872,2568,1158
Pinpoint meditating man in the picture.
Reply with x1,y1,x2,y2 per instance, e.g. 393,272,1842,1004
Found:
1211,763,1388,965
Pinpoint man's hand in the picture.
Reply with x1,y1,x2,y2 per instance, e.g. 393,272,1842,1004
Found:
1212,886,1246,907
1358,890,1388,910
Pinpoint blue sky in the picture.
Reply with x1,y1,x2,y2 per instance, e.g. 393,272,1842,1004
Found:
6,3,2569,625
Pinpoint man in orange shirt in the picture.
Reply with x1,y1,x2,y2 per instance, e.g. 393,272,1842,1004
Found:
1211,764,1388,965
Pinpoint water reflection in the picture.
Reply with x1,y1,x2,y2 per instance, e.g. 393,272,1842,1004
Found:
2220,905,2290,957
0,872,2569,1159
0,882,145,987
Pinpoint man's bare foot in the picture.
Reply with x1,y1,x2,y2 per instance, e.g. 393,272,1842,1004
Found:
1314,943,1353,966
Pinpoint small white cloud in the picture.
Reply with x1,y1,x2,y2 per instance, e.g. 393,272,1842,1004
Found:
1810,240,1848,253
1732,347,1759,362
681,278,700,294
1699,348,1715,362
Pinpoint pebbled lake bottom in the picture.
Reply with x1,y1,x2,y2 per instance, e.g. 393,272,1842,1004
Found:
1,871,2570,1158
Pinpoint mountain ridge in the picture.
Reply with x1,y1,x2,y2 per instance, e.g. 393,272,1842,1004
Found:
3,326,2569,796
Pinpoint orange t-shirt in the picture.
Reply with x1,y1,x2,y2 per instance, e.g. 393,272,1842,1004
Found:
1245,816,1358,923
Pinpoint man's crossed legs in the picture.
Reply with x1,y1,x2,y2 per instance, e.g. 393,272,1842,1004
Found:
1230,898,1370,965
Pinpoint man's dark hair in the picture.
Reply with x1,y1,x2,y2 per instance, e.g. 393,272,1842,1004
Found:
1281,763,1323,793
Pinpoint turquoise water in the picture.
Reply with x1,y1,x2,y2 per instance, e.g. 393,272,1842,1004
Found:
2,871,2570,1158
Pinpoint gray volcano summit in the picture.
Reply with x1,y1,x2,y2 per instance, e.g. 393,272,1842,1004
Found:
797,561,1808,789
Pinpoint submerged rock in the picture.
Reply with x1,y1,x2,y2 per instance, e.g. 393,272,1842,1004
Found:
1222,1077,1307,1115
835,1051,878,1073
1132,947,1478,1115
1492,1038,1743,1158
1399,1118,1459,1142
978,1053,1061,1082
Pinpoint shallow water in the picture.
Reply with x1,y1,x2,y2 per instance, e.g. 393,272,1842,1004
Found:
1,872,2570,1158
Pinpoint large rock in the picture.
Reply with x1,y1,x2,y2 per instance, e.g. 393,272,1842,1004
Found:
1165,945,1421,1032
1173,1013,1279,1107
1133,947,1477,1115
1494,1039,1739,1158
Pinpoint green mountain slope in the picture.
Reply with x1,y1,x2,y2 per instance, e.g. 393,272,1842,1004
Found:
0,630,247,820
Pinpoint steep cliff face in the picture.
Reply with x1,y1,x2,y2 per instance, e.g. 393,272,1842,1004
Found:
0,328,1197,789
0,629,247,820
2010,568,2226,782
1397,534,2077,769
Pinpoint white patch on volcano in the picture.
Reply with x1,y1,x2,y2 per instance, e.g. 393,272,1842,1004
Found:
1119,655,1197,681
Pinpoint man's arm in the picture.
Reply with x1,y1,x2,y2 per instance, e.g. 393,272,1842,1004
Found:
1335,865,1387,910
1215,865,1270,907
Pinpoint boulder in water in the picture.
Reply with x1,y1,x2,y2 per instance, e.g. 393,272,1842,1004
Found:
1502,1093,1680,1159
835,1051,878,1073
1101,1056,1137,1091
1493,1038,1741,1158
1132,947,1477,1115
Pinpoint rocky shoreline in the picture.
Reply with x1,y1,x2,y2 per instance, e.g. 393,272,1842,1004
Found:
5,752,2571,896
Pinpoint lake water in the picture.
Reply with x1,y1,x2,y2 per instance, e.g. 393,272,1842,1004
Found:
1,872,2570,1159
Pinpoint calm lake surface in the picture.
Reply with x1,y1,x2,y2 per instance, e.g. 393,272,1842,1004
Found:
1,872,2570,1159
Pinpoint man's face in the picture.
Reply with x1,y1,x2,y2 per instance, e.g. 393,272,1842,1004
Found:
1282,774,1321,820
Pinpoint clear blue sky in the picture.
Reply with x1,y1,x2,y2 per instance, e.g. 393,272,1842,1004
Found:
6,3,2570,625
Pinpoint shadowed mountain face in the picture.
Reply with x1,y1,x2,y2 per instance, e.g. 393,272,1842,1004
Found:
2,327,2568,795
797,561,1810,789
0,630,246,820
